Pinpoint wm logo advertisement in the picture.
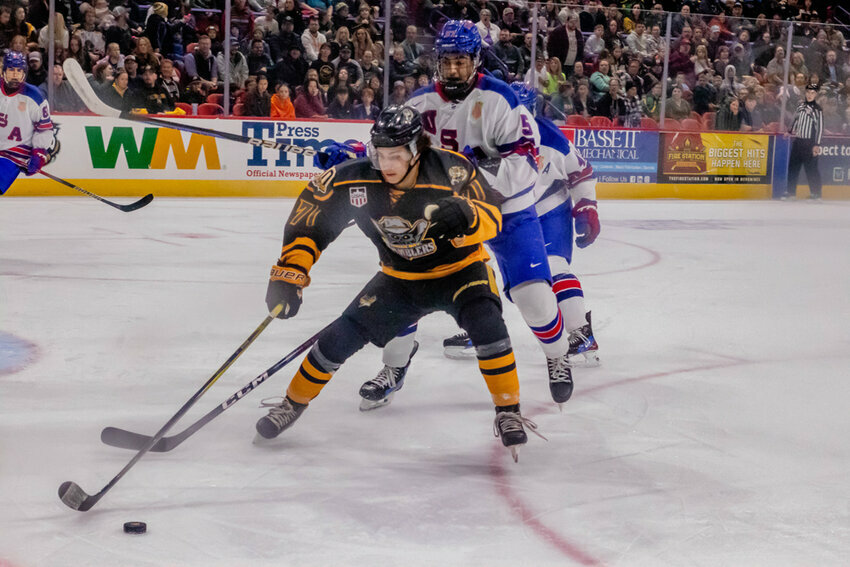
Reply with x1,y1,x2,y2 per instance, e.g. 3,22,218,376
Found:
85,126,221,169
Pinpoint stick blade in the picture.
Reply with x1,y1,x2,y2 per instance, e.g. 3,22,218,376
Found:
117,193,154,212
101,426,169,452
58,481,95,511
62,58,121,118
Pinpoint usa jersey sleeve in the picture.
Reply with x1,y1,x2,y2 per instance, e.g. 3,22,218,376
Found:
562,143,596,204
29,92,55,151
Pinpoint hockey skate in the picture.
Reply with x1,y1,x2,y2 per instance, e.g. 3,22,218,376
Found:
254,396,307,441
493,405,543,462
442,331,475,359
547,353,574,409
359,342,419,411
567,311,600,367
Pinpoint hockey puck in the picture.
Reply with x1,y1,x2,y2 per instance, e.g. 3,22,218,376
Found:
123,521,147,534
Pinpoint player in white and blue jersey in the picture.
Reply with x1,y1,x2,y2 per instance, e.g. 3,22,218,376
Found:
356,20,575,409
0,51,56,195
511,81,601,367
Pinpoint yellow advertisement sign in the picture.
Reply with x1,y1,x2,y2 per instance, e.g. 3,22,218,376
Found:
660,133,773,184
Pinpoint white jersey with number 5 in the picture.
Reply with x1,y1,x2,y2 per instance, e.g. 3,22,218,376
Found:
0,83,54,167
407,73,540,214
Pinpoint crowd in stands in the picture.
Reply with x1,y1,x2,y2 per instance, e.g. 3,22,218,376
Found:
1,0,848,134
0,0,434,118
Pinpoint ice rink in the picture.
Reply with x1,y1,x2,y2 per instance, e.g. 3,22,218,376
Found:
1,197,849,567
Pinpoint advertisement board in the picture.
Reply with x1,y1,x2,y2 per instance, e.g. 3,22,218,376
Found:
817,137,850,187
659,132,773,184
562,128,659,184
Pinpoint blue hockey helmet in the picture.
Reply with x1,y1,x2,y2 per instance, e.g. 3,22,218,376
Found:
3,51,27,72
435,20,481,100
510,81,537,114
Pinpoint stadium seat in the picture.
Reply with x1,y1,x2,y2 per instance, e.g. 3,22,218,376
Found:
681,118,703,131
662,119,682,130
207,93,224,106
703,112,716,130
197,103,224,116
233,103,246,116
640,117,659,129
589,116,612,128
185,42,198,54
175,102,192,114
690,111,702,121
566,114,590,127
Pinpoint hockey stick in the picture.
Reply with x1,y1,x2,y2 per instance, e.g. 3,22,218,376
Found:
100,324,324,452
38,170,153,212
58,304,286,512
62,58,318,157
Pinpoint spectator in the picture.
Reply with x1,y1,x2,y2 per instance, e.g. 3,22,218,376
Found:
445,0,479,23
401,25,424,63
665,86,692,120
623,2,645,32
715,96,743,131
26,52,48,88
355,4,380,41
476,9,500,47
621,80,642,127
741,96,764,131
595,76,624,120
706,25,725,61
765,46,787,86
416,72,431,90
144,2,170,52
626,21,653,60
331,2,352,33
543,56,566,97
719,64,743,101
248,38,274,76
40,64,86,112
821,50,845,87
820,95,843,133
66,36,88,72
97,43,125,74
692,45,712,77
333,46,364,92
547,14,584,69
270,16,301,62
183,35,219,93
520,32,536,74
353,85,380,119
205,25,223,56
277,0,305,34
134,37,159,72
574,80,595,118
159,59,181,101
124,55,143,91
274,44,309,91
642,81,662,121
37,13,68,50
76,7,106,56
311,43,336,91
271,83,296,118
301,16,326,63
389,79,408,105
730,43,750,77
217,39,249,91
360,49,383,81
245,74,272,116
789,51,808,79
228,0,255,42
494,28,524,82
352,24,376,63
590,59,613,101
693,71,718,114
329,26,354,60
26,0,70,31
585,24,606,59
580,0,606,33
366,73,383,106
139,65,175,114
548,82,576,120
668,40,695,86
0,7,15,50
103,70,133,111
603,18,623,52
326,85,355,118
389,44,417,84
332,67,352,93
294,78,327,118
103,7,135,55
255,3,279,37
525,53,549,93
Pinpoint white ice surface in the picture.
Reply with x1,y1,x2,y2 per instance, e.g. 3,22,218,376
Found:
1,197,849,567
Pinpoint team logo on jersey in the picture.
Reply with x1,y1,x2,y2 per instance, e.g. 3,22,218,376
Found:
349,187,367,207
371,216,437,260
471,101,483,120
358,294,377,308
309,168,336,197
448,165,468,186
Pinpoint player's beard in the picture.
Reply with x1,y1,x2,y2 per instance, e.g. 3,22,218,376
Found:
2,75,23,92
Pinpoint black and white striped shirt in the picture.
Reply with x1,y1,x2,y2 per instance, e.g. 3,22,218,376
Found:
790,101,823,145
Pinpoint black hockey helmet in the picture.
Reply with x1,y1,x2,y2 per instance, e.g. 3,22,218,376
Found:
370,105,423,148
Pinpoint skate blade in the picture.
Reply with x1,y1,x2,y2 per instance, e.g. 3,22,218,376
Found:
443,347,477,360
509,445,520,463
359,392,394,412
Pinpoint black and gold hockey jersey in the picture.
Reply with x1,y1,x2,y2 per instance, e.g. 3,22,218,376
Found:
276,147,503,282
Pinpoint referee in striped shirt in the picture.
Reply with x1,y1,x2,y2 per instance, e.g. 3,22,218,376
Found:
784,84,823,200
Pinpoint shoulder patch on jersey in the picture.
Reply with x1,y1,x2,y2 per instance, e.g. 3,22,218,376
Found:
22,84,46,105
536,116,572,156
349,186,367,207
309,167,336,197
448,165,469,186
476,75,519,109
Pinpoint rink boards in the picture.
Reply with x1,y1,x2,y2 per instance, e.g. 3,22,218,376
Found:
8,115,849,200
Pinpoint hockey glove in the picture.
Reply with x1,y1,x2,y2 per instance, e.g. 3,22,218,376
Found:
26,149,49,176
266,265,309,319
573,198,600,248
424,197,476,240
314,142,367,170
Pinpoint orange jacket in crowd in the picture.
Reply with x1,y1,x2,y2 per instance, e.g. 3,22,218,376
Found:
270,94,295,119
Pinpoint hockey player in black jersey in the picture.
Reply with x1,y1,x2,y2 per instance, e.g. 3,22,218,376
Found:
255,105,541,460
